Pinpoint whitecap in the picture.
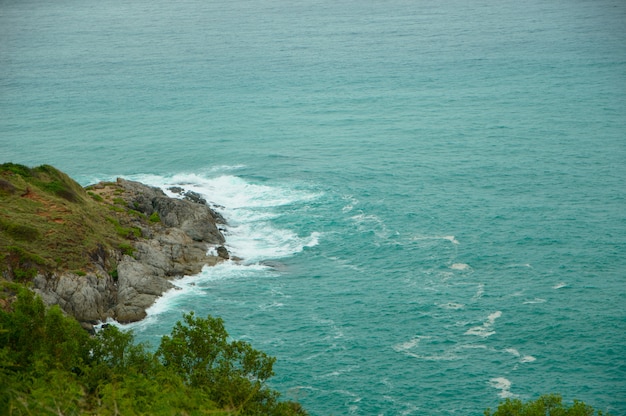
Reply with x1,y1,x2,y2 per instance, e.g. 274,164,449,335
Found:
393,337,423,352
341,195,358,213
392,336,460,361
503,348,536,363
450,263,470,271
489,377,516,398
326,256,364,272
443,235,460,245
464,311,502,338
258,301,284,310
410,235,459,244
437,302,465,310
553,282,568,289
350,212,389,239
505,348,520,357
472,283,485,300
523,298,546,304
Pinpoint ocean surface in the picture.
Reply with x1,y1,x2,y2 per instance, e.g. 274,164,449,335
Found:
2,0,625,414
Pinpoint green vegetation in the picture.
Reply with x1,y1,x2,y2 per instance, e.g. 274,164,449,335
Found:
118,242,135,257
0,163,144,278
0,287,307,415
485,394,611,416
149,211,161,223
87,191,104,202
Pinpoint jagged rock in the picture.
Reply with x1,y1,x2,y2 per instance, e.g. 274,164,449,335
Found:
116,178,225,243
116,178,166,215
152,196,225,243
217,246,230,260
168,186,184,195
111,255,183,323
32,270,116,322
183,190,207,205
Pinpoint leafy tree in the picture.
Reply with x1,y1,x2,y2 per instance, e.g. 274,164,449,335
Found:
156,311,300,415
0,289,307,415
485,394,611,416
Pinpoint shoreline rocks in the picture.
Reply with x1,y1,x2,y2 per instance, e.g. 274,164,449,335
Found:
32,178,230,326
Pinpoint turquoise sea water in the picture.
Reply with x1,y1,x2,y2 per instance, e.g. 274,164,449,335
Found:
2,0,626,414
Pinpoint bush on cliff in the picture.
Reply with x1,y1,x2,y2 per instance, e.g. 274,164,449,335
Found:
0,287,307,415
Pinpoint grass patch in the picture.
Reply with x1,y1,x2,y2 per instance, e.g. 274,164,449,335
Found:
149,212,161,223
87,191,103,202
118,243,135,257
3,246,49,282
0,218,40,242
107,217,141,239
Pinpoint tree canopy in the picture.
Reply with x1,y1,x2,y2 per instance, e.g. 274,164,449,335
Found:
485,393,611,416
0,286,306,415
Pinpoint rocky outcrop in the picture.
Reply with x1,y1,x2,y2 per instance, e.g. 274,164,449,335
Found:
32,178,230,326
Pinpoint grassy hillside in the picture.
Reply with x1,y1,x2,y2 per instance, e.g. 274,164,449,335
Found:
0,163,140,282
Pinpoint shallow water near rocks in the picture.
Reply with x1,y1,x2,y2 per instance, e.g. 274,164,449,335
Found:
2,0,625,414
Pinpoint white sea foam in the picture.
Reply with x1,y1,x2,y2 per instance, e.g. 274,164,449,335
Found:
489,377,516,398
393,337,423,352
553,282,568,289
411,235,459,245
472,283,485,300
437,302,465,310
464,311,502,337
258,301,285,310
326,256,364,272
523,298,547,304
350,212,389,239
134,172,319,209
505,348,520,357
503,347,536,363
450,263,470,271
341,195,359,213
392,336,460,361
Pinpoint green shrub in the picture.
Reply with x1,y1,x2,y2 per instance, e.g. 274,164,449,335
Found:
109,268,118,281
485,394,611,416
107,217,141,239
118,243,135,256
149,212,161,223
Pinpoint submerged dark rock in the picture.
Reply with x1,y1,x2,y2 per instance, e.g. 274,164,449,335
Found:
216,245,230,260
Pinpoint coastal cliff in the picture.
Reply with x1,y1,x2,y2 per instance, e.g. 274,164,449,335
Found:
0,163,229,327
